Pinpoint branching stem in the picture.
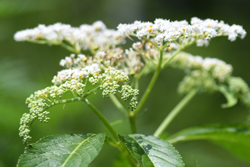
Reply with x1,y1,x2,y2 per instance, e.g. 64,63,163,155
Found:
154,89,198,137
83,99,119,141
133,49,164,117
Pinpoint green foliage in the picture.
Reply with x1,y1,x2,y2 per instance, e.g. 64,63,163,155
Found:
118,134,185,167
168,125,250,164
17,133,105,167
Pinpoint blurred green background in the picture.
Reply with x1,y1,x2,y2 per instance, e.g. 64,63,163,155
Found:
0,0,250,166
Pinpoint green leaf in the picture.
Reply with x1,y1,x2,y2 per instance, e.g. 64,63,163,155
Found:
118,134,184,167
17,133,105,167
168,125,250,164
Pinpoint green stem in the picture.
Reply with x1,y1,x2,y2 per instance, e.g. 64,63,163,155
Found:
109,94,137,133
161,48,181,67
136,63,150,81
134,78,139,90
105,137,138,167
83,99,119,141
116,94,130,113
128,112,137,133
142,36,160,49
61,42,78,53
133,49,164,116
154,89,198,137
109,94,127,115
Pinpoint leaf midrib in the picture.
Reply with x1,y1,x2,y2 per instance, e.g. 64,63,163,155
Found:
61,134,96,167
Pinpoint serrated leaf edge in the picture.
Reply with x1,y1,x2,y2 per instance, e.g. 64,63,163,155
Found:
119,134,185,167
17,133,106,167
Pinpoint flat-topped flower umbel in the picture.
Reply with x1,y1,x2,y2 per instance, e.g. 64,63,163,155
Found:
117,17,246,47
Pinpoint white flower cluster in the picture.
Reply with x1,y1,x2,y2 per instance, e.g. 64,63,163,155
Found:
14,21,126,53
52,64,100,85
117,17,246,46
58,47,144,76
168,52,233,82
59,49,123,69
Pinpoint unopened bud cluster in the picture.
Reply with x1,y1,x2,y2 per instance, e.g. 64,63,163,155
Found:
52,65,139,106
169,52,232,82
228,77,250,107
119,85,139,110
19,64,139,143
173,52,250,107
20,79,85,143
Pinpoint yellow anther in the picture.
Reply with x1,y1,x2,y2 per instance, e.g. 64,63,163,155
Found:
115,77,118,80
107,68,110,72
94,73,98,76
94,26,99,31
148,29,152,32
119,79,123,82
204,32,209,36
92,45,99,50
36,32,42,39
99,59,102,62
167,46,173,51
82,57,87,61
149,25,153,28
207,24,212,27
99,74,102,77
40,94,45,98
106,80,110,83
79,74,84,79
182,28,186,31
115,35,120,39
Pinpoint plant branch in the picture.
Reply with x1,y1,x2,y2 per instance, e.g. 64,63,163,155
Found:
61,42,78,53
128,112,137,133
83,99,119,141
154,89,198,137
161,48,181,67
133,49,164,117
